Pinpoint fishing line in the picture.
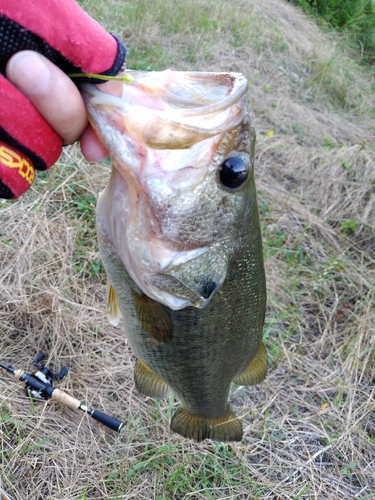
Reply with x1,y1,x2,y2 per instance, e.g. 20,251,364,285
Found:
68,72,133,81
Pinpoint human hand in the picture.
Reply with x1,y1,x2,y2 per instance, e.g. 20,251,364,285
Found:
6,51,122,161
0,0,126,199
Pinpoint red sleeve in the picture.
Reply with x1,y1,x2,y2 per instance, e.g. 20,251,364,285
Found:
0,0,126,198
0,0,120,74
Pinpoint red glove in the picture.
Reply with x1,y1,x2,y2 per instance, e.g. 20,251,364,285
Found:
0,0,126,199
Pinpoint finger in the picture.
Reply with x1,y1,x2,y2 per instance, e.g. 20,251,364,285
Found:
80,78,123,161
80,124,109,161
6,50,87,145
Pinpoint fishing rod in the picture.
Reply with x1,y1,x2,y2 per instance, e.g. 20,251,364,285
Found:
0,352,124,433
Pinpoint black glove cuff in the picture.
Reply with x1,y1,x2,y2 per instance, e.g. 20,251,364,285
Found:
0,16,126,83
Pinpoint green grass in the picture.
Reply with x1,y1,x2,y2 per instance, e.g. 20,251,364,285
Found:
288,0,375,61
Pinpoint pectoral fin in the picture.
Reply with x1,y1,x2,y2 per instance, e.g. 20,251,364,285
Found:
132,291,173,343
170,406,243,442
106,280,121,326
134,359,170,399
233,343,268,386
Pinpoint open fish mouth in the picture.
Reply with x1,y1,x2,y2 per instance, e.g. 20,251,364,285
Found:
82,70,248,150
83,69,252,311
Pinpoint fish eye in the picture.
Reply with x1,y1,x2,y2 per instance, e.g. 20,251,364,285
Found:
219,153,250,190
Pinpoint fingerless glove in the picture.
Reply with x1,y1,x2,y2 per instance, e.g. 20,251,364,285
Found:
0,0,126,198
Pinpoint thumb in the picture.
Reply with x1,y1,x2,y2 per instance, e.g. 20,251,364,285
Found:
6,51,87,145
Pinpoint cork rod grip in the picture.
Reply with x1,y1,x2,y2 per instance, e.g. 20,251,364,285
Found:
52,388,81,410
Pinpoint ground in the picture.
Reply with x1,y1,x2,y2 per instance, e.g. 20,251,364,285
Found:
1,0,375,498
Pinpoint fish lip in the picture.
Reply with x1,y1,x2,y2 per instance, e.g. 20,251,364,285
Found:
81,70,248,118
81,71,248,149
155,70,249,118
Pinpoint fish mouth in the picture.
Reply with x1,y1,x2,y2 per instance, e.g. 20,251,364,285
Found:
143,250,228,310
87,70,248,311
81,70,248,150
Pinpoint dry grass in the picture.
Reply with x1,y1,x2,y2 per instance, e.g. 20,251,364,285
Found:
1,0,375,498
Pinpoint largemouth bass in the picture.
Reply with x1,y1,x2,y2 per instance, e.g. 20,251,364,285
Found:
82,70,267,442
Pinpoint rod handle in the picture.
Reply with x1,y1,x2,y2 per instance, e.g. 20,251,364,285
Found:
86,408,125,432
52,388,81,410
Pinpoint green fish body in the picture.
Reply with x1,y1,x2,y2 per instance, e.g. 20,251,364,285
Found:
82,71,267,442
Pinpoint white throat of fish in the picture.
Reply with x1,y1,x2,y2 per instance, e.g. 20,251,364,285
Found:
97,157,227,311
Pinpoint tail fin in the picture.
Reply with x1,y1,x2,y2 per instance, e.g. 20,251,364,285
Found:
170,406,242,442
